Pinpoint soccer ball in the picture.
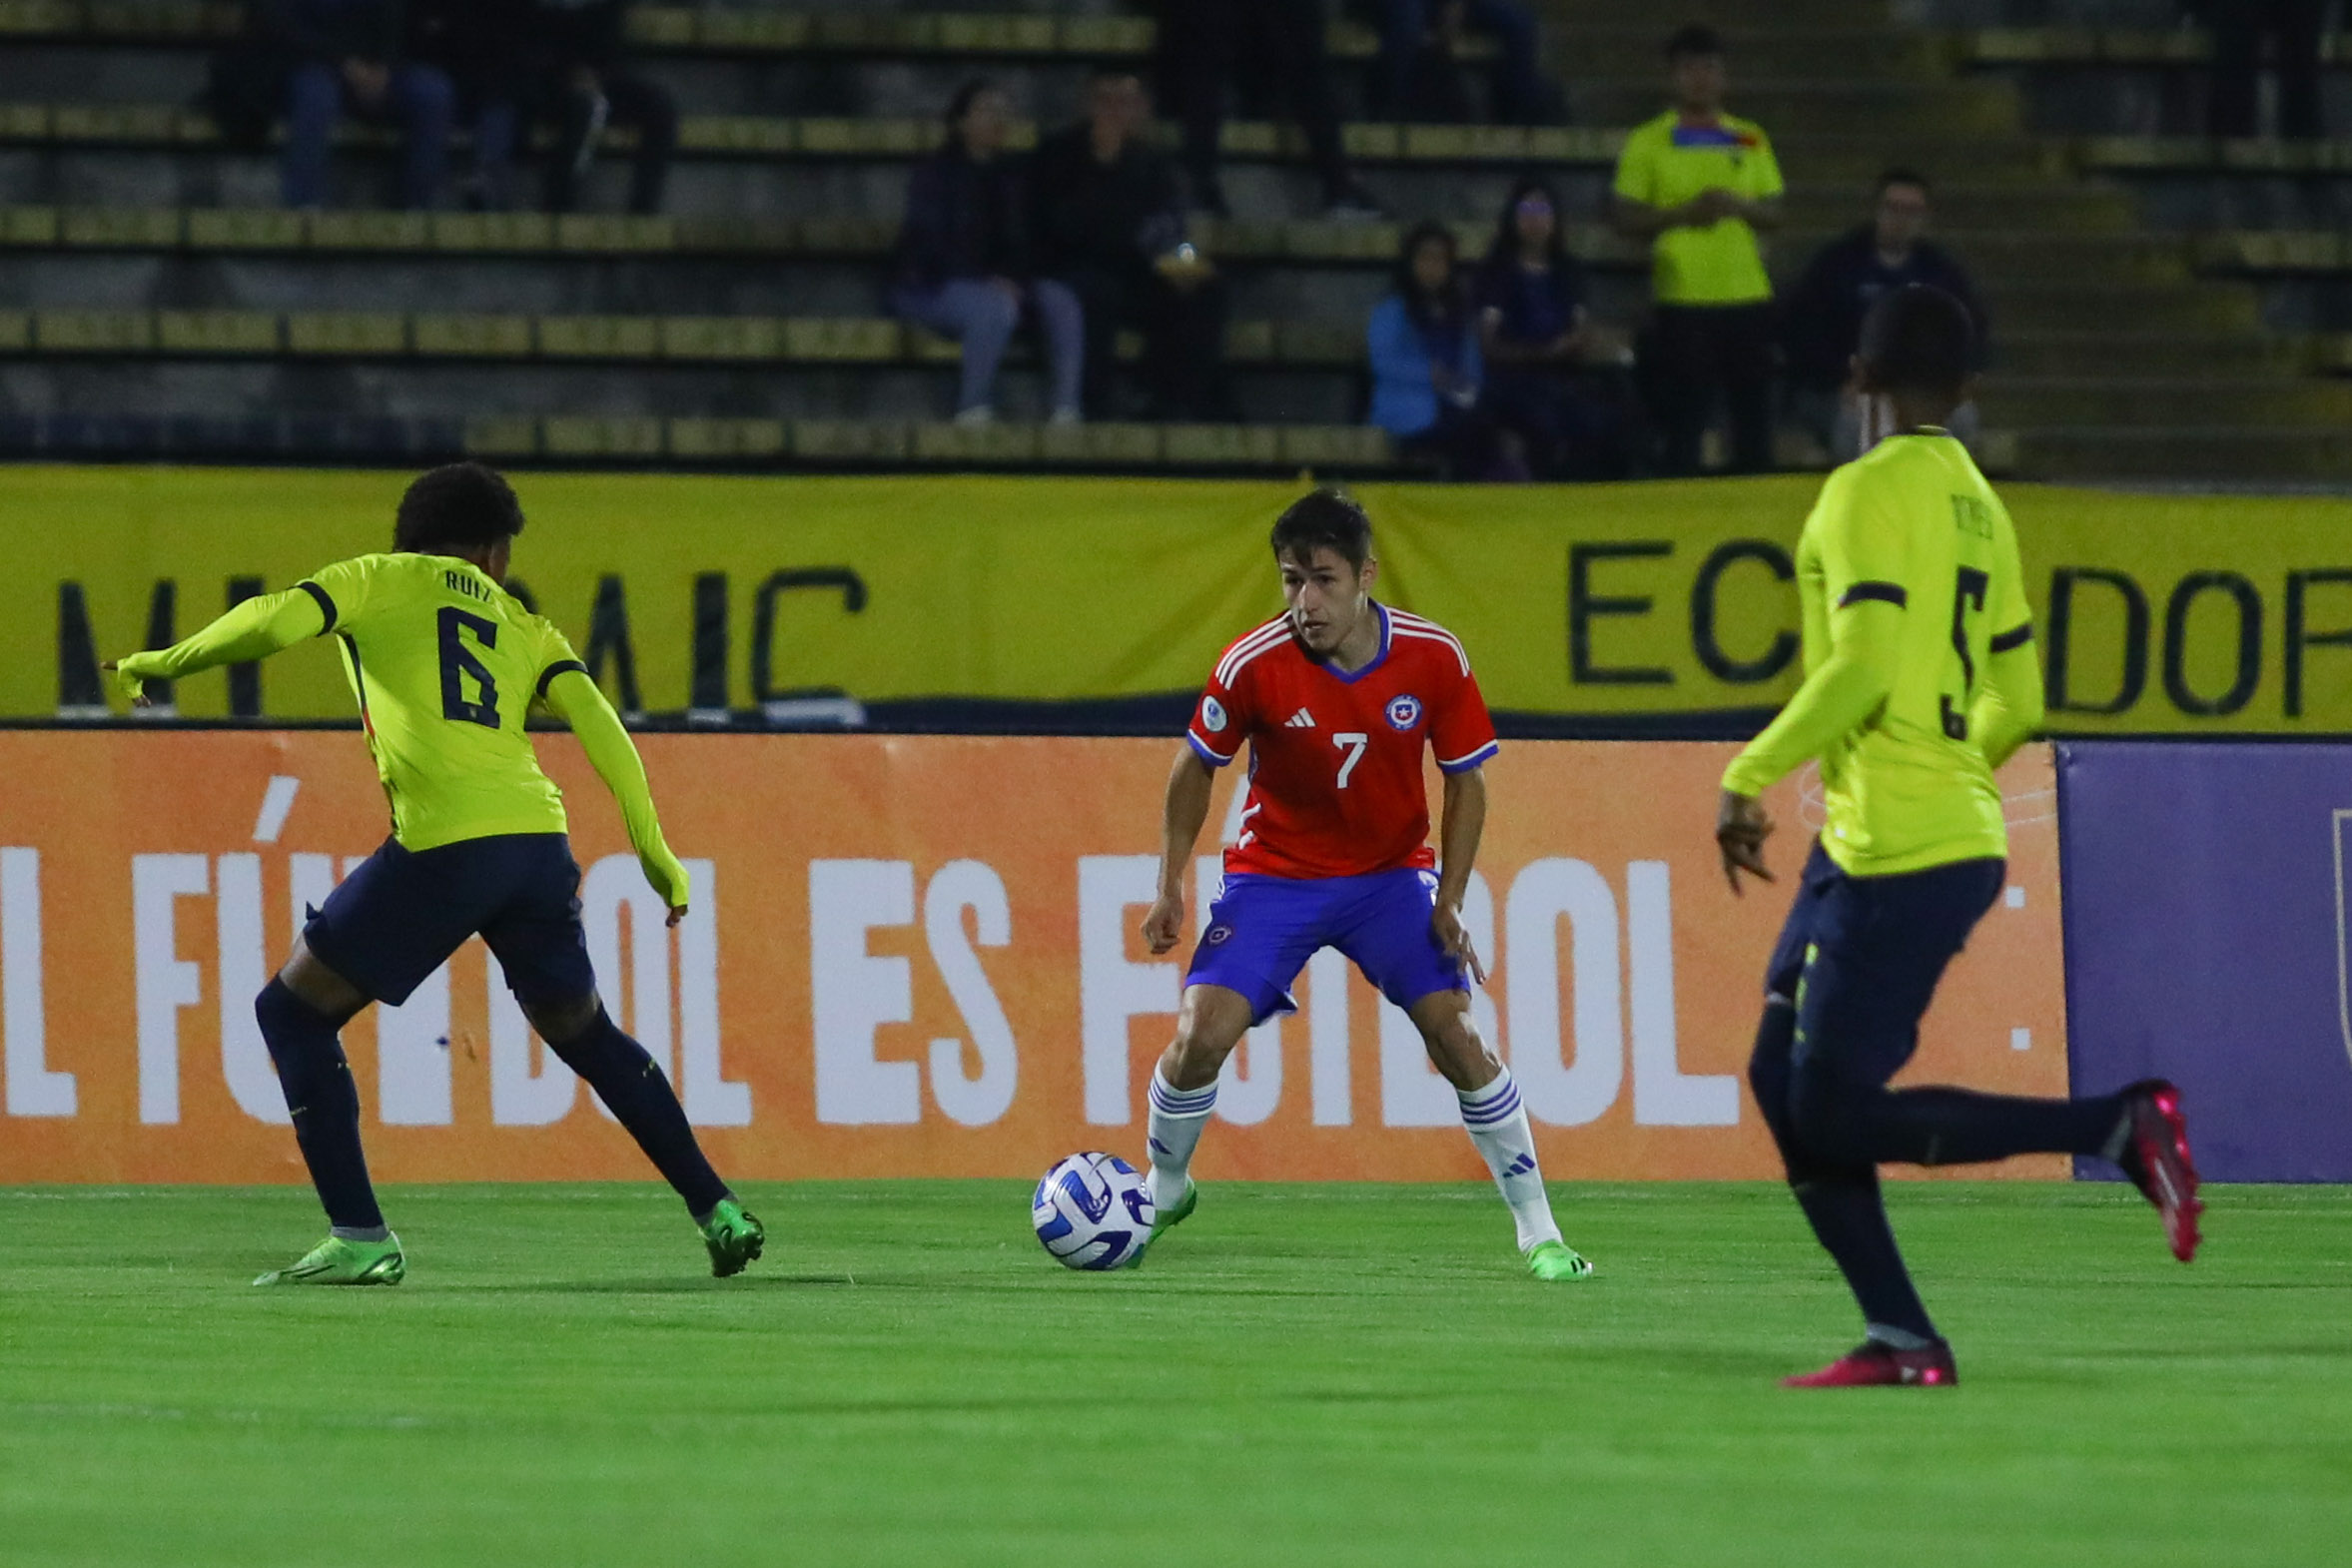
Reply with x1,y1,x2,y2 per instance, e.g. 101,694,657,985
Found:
1032,1152,1156,1271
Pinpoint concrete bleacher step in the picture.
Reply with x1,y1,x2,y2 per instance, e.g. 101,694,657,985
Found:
1973,279,2264,333
2005,426,2352,482
0,307,1368,369
1978,376,2352,429
0,408,1399,473
1995,331,2306,379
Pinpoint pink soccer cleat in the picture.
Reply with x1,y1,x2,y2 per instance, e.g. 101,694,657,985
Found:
2116,1080,2203,1263
1783,1339,1959,1388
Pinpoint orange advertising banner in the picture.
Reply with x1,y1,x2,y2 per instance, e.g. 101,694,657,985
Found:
0,732,2067,1185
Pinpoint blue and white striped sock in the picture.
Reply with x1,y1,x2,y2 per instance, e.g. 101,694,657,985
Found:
1146,1067,1217,1213
1458,1067,1561,1251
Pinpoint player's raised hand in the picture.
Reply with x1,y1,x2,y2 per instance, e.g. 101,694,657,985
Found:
1716,789,1776,896
1431,902,1487,987
1141,888,1185,956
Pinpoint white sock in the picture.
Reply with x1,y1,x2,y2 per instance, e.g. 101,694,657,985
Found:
1146,1067,1217,1212
1458,1067,1561,1251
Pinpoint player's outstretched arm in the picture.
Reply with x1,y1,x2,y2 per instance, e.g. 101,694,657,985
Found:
542,667,691,926
1142,747,1214,956
1971,636,2046,774
1717,599,1904,892
1721,599,1903,800
103,586,329,706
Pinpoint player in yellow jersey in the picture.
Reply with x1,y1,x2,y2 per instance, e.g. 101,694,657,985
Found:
1712,288,2200,1388
108,464,764,1286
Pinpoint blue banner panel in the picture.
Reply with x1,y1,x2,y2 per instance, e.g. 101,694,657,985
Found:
2057,740,2352,1180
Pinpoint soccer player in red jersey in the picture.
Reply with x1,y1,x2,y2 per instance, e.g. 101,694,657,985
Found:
1136,490,1593,1279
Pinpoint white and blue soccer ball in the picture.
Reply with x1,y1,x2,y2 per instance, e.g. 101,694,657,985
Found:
1032,1152,1155,1271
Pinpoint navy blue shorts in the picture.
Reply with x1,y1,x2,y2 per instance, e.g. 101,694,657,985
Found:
1185,868,1467,1027
1764,840,2004,1091
303,833,596,1009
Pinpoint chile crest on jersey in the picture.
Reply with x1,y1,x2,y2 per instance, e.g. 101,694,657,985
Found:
1385,694,1423,731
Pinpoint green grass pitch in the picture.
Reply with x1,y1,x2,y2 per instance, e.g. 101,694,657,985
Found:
2,1180,2348,1567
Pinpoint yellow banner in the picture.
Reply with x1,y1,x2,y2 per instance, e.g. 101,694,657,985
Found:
6,466,2349,730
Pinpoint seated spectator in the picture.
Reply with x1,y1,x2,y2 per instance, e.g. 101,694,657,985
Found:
405,0,529,211
1033,69,1232,421
474,0,677,215
892,82,1084,426
1375,0,1561,127
255,0,456,210
1156,0,1381,218
1476,178,1627,479
1367,222,1500,478
1782,170,1987,461
2207,0,2327,141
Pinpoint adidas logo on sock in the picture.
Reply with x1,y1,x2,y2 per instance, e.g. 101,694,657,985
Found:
1503,1154,1539,1177
1285,708,1316,728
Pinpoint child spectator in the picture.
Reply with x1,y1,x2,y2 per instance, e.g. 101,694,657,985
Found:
892,81,1085,425
1367,222,1498,478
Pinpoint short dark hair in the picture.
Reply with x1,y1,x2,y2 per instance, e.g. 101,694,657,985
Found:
1665,23,1724,61
393,462,525,553
1877,167,1933,198
1858,285,1974,397
1269,488,1373,570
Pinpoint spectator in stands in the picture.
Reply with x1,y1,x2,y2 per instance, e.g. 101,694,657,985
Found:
892,82,1085,426
2206,0,2329,141
473,0,677,215
1367,222,1501,478
1476,177,1628,479
1782,170,1988,461
1033,68,1232,421
1612,24,1782,476
405,0,526,210
1374,1,1560,126
1156,0,1383,218
256,0,457,210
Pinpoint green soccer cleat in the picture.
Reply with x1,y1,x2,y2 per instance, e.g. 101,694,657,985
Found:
1525,1239,1594,1281
1151,1179,1198,1242
700,1197,766,1278
253,1232,406,1287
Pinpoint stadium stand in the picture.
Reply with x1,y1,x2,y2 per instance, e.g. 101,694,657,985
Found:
0,0,2346,480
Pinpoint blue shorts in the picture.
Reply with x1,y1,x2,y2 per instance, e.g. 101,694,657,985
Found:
1763,840,2004,1091
1185,868,1467,1027
303,833,596,1009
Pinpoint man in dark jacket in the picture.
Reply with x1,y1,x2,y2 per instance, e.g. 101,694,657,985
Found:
256,0,456,209
529,0,677,215
1782,170,1988,459
892,81,1083,423
1032,68,1231,420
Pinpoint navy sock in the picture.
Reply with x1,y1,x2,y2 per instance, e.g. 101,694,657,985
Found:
1856,1087,2127,1169
547,1008,729,1217
1750,1004,1937,1343
1794,1173,1938,1344
256,979,385,1232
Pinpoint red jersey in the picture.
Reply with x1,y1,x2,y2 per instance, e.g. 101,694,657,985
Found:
1186,604,1499,879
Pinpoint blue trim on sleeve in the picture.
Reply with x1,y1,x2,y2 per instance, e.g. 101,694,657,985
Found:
1187,732,1234,769
1437,741,1500,774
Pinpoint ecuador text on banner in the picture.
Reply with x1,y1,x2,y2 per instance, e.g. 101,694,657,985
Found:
12,466,2346,729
